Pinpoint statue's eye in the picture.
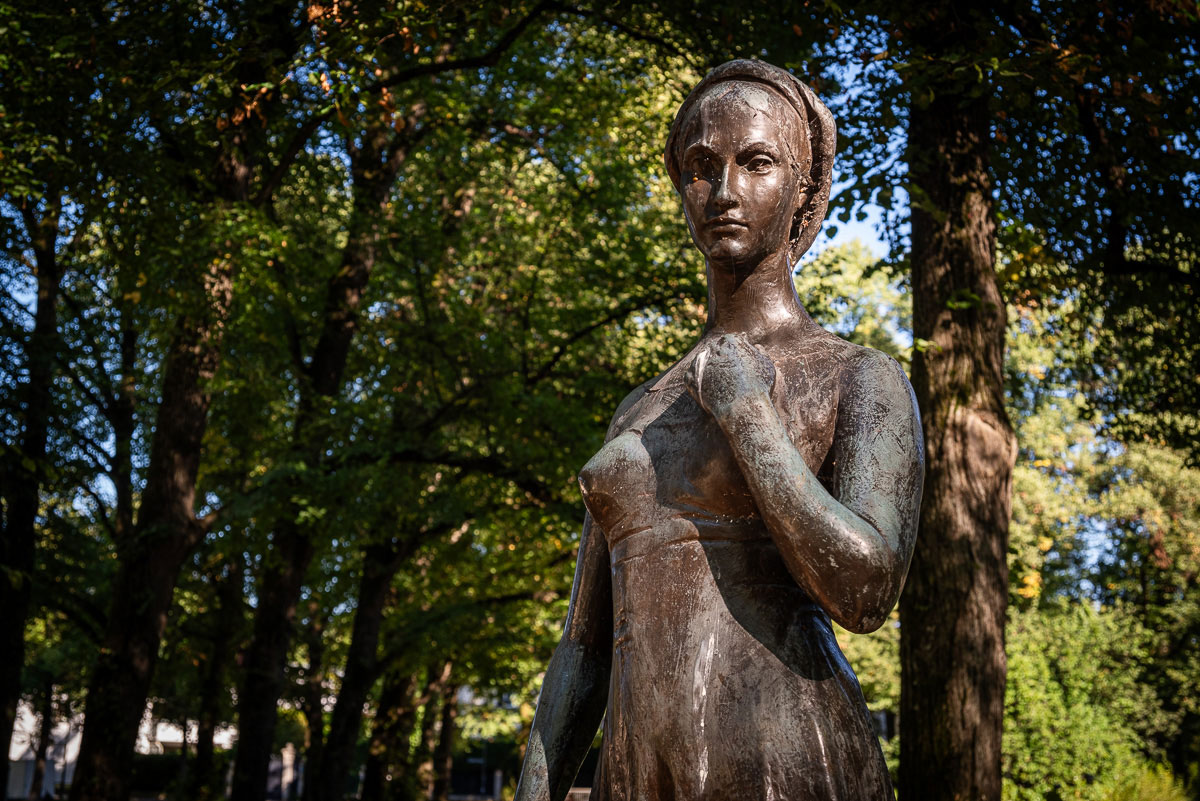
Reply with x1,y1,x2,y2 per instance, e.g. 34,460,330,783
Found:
686,155,716,182
746,155,774,172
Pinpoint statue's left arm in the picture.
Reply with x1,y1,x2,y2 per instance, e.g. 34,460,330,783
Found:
689,334,924,633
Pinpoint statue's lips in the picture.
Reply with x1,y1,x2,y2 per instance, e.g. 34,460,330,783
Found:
705,216,749,234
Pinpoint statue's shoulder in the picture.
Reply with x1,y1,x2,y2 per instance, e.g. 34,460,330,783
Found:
834,342,921,428
841,341,910,382
779,328,907,389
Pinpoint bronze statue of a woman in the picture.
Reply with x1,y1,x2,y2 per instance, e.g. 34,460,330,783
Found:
515,59,924,801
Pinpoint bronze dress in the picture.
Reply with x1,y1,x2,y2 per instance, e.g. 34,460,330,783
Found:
577,340,894,801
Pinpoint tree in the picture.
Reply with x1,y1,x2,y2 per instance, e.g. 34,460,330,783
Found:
989,2,1200,457
62,4,316,796
0,2,325,797
893,9,1016,798
0,3,99,787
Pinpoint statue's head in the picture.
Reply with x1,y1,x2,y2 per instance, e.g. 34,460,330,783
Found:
665,60,835,267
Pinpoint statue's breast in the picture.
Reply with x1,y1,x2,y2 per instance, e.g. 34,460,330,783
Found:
578,382,759,546
579,341,851,545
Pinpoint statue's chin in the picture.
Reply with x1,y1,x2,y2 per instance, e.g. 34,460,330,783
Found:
702,238,753,268
703,239,789,275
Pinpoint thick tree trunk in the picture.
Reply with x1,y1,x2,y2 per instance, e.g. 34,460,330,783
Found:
360,672,419,801
899,21,1016,801
1,201,61,794
429,686,459,801
230,126,408,801
311,541,413,801
69,261,234,801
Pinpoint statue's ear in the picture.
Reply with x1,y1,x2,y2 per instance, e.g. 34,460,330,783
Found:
790,204,805,245
788,185,819,265
789,186,812,247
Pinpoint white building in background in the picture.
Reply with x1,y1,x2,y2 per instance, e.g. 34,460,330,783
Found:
6,701,237,799
6,703,80,799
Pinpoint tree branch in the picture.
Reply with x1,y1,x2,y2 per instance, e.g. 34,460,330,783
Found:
544,1,700,68
371,1,553,92
78,483,117,541
66,427,115,475
253,115,325,207
527,290,673,386
386,448,555,506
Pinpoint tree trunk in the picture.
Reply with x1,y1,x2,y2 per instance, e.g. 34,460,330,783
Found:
230,125,408,801
312,541,413,801
178,718,189,779
300,615,326,801
230,530,316,801
29,677,54,801
1,200,61,795
69,259,235,801
360,672,419,801
191,557,245,800
429,686,459,801
413,662,453,801
899,15,1016,801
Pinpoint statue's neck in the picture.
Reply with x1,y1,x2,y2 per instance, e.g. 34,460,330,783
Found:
703,249,818,341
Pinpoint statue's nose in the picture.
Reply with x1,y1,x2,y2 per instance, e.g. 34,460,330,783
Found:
712,164,740,209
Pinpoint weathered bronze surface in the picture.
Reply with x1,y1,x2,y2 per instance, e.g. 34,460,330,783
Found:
515,59,924,801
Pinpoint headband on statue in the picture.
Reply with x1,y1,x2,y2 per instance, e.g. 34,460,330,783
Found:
665,59,836,262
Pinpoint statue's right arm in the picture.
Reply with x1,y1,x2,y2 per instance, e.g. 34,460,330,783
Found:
514,512,613,801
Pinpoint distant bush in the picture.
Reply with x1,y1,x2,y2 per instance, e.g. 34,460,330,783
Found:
1003,604,1151,801
1101,764,1189,801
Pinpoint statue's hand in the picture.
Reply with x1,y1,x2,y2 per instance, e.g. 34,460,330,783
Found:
686,333,776,418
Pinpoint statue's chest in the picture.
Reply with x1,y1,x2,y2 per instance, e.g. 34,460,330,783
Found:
775,356,842,475
579,367,840,530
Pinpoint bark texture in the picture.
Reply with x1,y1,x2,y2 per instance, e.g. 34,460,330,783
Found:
299,617,326,801
430,685,460,801
191,558,244,800
414,662,454,801
899,18,1017,801
29,679,53,801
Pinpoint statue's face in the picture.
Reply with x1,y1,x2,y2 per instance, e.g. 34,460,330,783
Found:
678,82,805,268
